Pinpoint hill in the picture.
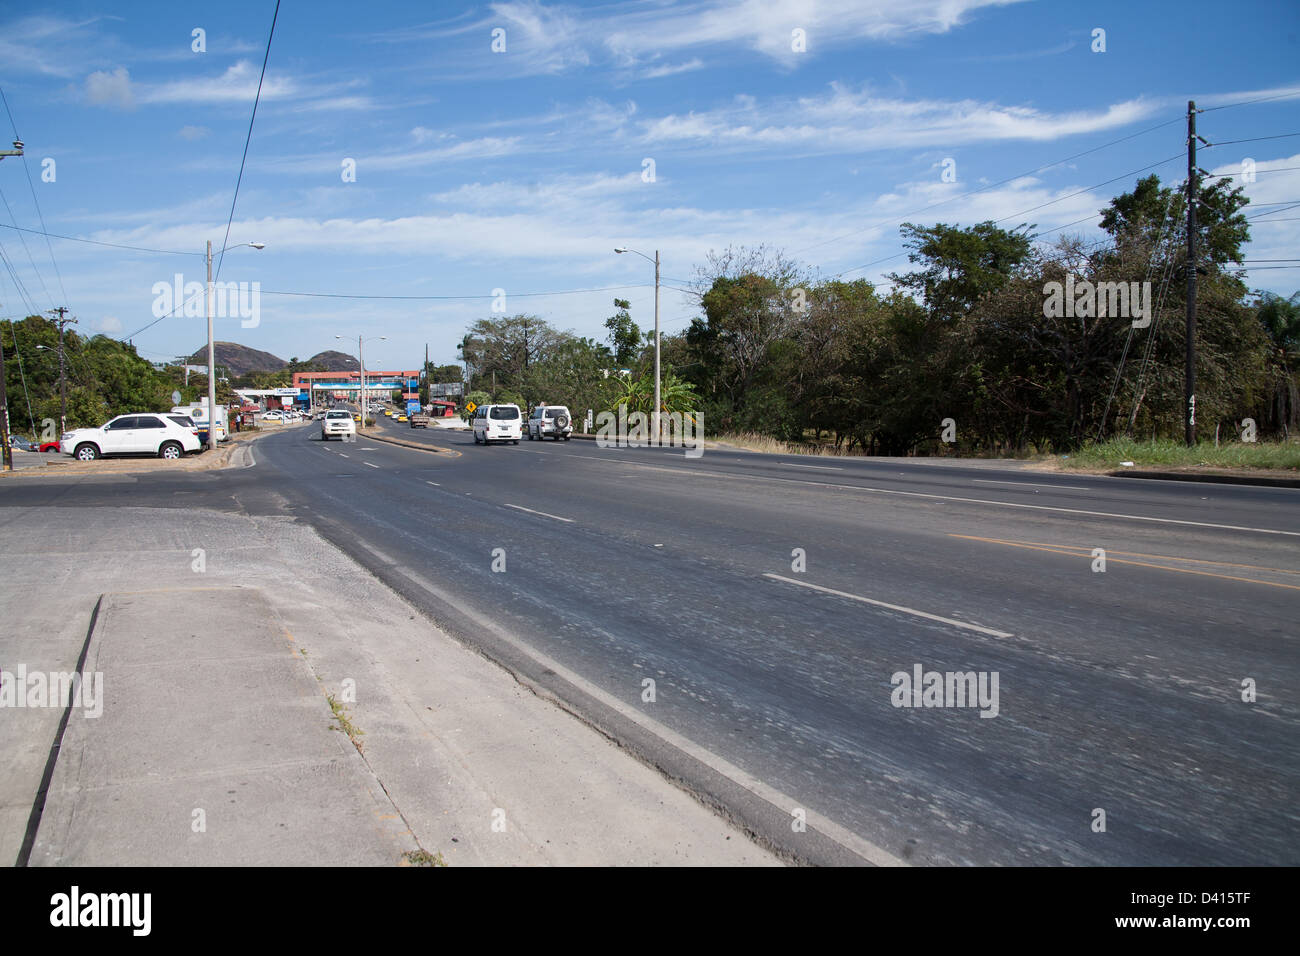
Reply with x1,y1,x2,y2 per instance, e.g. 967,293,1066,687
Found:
186,342,286,378
304,350,360,372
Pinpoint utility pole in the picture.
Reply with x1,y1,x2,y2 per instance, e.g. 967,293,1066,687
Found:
50,307,75,436
0,303,12,471
1185,100,1199,447
653,249,661,445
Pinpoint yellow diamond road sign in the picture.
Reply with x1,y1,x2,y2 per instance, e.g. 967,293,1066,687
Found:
465,401,477,413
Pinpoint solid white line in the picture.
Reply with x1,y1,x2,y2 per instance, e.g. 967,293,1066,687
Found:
504,503,574,523
973,478,1091,491
593,460,1300,538
338,453,349,458
385,561,905,867
763,573,1013,638
425,480,440,486
779,461,843,471
363,461,380,469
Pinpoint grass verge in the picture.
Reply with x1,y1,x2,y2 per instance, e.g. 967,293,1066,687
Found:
1060,438,1300,471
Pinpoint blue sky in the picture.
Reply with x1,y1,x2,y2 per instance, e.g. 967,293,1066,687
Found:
0,0,1297,371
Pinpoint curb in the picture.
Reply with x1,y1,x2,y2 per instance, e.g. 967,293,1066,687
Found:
1105,469,1300,489
362,429,461,458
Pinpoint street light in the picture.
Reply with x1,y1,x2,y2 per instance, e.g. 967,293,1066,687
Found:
335,334,386,430
614,246,660,444
206,240,265,451
34,344,69,437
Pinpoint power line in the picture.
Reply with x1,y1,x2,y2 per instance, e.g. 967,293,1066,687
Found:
1201,90,1300,112
0,185,56,310
1208,132,1300,146
0,222,197,256
0,86,70,309
833,152,1185,278
260,283,656,301
215,0,280,281
792,114,1185,256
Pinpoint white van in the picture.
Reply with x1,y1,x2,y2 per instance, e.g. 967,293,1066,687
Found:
472,404,522,445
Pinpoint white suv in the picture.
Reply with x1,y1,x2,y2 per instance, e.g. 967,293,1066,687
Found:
321,409,356,441
472,404,522,445
527,405,573,441
61,413,202,460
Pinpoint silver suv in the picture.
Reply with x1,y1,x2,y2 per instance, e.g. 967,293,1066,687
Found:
527,404,573,441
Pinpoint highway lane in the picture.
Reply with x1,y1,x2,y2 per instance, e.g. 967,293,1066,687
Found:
238,425,1299,866
2,428,1293,864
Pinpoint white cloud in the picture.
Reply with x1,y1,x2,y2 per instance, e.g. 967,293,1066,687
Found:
637,85,1158,155
370,0,1023,77
139,61,296,104
92,315,123,333
85,66,134,108
638,58,706,80
178,125,210,141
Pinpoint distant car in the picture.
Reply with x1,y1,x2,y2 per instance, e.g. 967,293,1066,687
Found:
527,404,573,441
321,410,356,441
472,403,522,445
38,439,60,453
7,434,35,452
261,410,286,423
60,413,201,460
397,414,408,422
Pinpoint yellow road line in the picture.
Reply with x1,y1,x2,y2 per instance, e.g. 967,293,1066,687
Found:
948,534,1300,592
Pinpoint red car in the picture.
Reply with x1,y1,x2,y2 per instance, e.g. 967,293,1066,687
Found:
38,439,59,453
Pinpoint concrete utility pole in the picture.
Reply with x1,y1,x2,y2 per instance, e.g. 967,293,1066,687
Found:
206,239,265,451
1185,100,1200,448
0,304,12,472
653,249,661,445
50,307,75,436
614,246,662,443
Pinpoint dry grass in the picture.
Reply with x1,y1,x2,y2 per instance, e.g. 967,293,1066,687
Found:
710,432,852,457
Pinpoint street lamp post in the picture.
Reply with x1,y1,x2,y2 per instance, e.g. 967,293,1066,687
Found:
34,343,69,436
206,240,265,451
614,247,660,444
336,335,386,430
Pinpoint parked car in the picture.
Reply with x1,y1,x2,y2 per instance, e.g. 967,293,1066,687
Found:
321,409,356,441
527,404,574,441
38,439,59,453
60,413,202,460
7,434,36,452
472,404,522,445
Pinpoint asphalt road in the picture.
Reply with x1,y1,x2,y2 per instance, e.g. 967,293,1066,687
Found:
4,422,1296,865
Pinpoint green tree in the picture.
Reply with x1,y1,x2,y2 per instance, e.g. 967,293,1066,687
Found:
604,299,641,368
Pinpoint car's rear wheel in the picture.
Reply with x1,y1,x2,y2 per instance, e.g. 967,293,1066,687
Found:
159,441,183,460
74,443,99,461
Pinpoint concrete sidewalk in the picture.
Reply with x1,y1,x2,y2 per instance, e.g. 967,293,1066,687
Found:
0,503,777,867
28,589,415,866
